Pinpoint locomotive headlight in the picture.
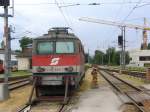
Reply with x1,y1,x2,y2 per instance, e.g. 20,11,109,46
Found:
36,67,45,72
65,66,73,72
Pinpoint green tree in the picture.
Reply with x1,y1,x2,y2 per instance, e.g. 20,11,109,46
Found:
115,51,120,65
93,50,104,65
105,47,116,65
1,41,4,48
19,36,33,51
15,50,21,53
148,43,150,49
125,51,130,64
92,47,131,66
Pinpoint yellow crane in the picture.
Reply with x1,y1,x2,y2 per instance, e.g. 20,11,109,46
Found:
79,17,150,49
79,17,150,69
79,17,150,30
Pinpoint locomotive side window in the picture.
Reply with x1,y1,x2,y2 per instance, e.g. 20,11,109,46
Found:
56,42,74,53
37,42,54,54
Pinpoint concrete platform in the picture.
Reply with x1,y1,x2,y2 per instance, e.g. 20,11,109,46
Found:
70,86,122,112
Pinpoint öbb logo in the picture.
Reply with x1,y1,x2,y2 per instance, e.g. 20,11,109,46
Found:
50,58,60,65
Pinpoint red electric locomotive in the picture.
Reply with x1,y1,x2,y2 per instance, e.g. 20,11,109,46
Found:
32,27,85,101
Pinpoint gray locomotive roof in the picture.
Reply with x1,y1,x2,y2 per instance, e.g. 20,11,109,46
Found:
34,27,80,40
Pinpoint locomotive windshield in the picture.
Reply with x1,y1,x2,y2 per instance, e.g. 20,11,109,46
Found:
36,41,75,54
37,42,54,54
56,42,74,53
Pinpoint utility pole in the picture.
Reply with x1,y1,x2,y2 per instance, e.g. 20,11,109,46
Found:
121,28,124,69
88,49,90,63
0,0,13,101
120,27,126,70
142,18,148,50
4,5,9,83
102,54,103,65
122,27,126,69
108,46,111,65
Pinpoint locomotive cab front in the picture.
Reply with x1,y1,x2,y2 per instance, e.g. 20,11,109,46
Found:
32,28,85,97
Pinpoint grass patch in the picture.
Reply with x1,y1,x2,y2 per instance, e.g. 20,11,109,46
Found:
0,70,31,78
85,64,91,71
11,70,32,77
117,74,145,86
127,66,146,72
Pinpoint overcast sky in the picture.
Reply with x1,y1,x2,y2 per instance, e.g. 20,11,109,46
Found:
0,0,150,54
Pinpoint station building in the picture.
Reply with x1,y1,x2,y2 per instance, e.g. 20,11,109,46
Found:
129,49,150,67
16,47,32,70
0,47,32,71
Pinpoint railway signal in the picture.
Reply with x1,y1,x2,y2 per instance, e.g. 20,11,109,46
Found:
0,0,10,6
118,35,123,46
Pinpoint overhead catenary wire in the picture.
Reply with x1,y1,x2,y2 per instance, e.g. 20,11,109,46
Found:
14,1,150,6
122,0,143,22
106,0,126,47
58,0,76,33
54,0,72,30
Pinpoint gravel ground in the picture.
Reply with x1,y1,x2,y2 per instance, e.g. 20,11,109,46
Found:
0,69,144,112
0,85,32,112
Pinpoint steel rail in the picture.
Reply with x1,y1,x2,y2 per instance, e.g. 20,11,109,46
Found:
17,98,71,112
8,78,29,85
17,104,31,112
57,97,72,112
99,70,146,112
104,70,150,96
8,78,30,91
99,67,146,79
104,70,142,91
9,81,30,91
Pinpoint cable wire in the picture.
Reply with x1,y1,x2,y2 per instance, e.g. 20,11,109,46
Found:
122,0,143,22
54,0,72,28
58,0,76,33
14,2,150,6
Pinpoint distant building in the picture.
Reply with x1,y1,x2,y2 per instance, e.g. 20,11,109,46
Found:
0,48,18,68
129,49,150,67
16,48,32,70
0,49,17,60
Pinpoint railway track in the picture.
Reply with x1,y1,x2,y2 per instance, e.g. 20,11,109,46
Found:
17,97,73,112
99,70,150,112
100,67,146,79
8,78,30,91
0,75,31,83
